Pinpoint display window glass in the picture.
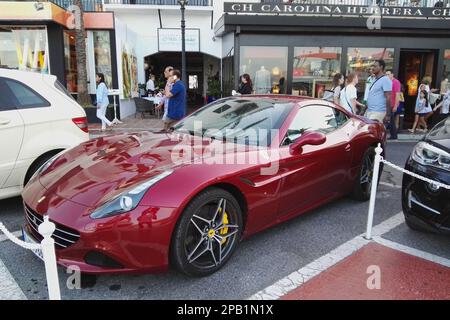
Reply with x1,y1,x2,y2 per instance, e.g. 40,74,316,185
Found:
443,50,450,92
93,31,113,89
239,46,288,94
347,47,395,95
64,31,78,93
0,26,49,73
292,47,342,98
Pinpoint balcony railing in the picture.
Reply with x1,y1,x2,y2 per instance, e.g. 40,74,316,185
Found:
261,0,450,7
49,0,212,11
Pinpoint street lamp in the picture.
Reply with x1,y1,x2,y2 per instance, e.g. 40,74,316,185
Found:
178,0,188,86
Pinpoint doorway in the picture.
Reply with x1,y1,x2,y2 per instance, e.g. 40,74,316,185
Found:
143,52,220,111
398,49,438,130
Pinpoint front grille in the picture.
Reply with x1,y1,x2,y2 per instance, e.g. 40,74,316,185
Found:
24,203,80,250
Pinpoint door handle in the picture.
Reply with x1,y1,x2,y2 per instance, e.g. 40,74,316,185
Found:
345,144,351,152
0,118,11,125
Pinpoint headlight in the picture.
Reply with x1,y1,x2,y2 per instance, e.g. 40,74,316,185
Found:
28,150,67,184
411,142,450,171
90,170,173,219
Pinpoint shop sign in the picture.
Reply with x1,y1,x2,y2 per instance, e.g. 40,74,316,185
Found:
158,28,200,52
224,2,450,18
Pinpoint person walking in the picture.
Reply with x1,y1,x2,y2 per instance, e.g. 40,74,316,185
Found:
237,74,253,95
156,66,174,132
164,69,186,130
362,66,375,106
365,59,392,123
433,87,450,123
386,69,401,139
409,89,430,133
95,73,113,132
323,73,344,104
340,73,364,114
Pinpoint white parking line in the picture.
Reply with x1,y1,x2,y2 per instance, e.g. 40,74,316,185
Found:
248,212,405,300
372,236,450,268
0,230,22,243
379,182,402,189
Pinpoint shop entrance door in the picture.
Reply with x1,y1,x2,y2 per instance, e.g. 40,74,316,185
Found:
398,49,438,130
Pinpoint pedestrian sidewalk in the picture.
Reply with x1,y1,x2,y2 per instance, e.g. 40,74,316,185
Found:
88,116,163,138
281,242,450,300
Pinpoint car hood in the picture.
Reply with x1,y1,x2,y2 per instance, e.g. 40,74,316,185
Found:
38,131,214,207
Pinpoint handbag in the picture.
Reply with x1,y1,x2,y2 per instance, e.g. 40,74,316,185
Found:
429,93,440,105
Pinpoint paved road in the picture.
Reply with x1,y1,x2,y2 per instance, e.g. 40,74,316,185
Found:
0,141,449,300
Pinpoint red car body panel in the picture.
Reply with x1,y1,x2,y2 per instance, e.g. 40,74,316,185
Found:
22,96,386,274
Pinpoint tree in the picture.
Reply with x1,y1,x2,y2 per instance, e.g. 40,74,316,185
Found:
73,0,91,106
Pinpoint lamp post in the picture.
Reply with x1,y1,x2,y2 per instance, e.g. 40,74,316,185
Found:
178,0,188,86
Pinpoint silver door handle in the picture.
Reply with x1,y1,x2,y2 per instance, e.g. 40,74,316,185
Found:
0,119,11,125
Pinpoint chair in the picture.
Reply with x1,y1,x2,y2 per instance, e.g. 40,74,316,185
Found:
133,97,154,119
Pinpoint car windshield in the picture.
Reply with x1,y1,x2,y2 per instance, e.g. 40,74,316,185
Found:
173,97,294,147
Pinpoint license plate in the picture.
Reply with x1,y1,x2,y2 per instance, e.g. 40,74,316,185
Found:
22,227,44,261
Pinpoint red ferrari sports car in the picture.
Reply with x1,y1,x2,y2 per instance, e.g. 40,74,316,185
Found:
22,95,386,276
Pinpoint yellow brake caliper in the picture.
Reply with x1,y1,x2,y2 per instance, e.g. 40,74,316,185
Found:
218,208,229,245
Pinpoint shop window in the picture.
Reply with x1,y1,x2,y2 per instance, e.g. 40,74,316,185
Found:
292,47,342,98
443,50,450,92
64,31,78,93
93,31,113,89
239,46,288,95
347,47,395,96
0,26,49,74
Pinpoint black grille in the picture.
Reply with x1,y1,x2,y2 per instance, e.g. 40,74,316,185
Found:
24,203,80,250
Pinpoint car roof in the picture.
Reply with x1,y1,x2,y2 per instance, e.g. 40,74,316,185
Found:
0,68,56,82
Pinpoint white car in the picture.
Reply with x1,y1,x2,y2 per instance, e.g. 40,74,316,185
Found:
0,69,89,200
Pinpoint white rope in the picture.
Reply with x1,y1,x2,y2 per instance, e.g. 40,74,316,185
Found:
0,222,41,251
380,157,450,190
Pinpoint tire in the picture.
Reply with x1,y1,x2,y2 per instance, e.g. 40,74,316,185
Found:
24,153,58,186
404,215,425,232
170,188,243,277
351,147,382,201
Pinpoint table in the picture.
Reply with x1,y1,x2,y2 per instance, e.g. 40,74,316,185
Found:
142,96,163,118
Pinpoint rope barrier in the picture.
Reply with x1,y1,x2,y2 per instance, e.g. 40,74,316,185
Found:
0,222,40,251
380,157,450,190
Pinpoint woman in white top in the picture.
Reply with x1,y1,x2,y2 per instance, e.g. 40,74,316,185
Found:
323,73,344,104
340,73,365,114
95,73,113,131
433,89,450,123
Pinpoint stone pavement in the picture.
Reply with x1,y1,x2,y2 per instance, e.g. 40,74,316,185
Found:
88,116,163,138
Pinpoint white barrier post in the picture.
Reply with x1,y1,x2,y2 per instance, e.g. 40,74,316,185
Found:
365,143,383,240
38,216,61,300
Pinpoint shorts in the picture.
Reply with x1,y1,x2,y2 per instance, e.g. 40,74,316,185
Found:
394,103,404,116
365,111,386,123
418,113,428,117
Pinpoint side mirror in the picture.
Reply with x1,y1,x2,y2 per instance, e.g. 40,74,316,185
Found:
289,131,326,155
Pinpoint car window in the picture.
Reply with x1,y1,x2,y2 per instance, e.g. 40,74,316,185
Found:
334,109,349,127
0,79,17,111
283,105,338,145
3,79,50,109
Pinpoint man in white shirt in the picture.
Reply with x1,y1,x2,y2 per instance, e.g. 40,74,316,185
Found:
146,74,155,96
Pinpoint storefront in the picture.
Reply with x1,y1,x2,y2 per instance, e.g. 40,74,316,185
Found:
0,1,117,108
215,1,450,128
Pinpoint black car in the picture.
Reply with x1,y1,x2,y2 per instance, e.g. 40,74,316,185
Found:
402,118,450,234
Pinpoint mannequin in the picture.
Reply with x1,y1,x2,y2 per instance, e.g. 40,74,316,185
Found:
254,66,271,94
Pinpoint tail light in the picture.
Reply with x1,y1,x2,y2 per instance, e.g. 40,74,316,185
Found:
72,117,88,133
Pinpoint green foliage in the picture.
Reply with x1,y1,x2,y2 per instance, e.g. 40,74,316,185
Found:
207,77,221,98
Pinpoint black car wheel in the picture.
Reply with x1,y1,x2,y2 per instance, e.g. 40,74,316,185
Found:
170,188,243,277
351,146,381,201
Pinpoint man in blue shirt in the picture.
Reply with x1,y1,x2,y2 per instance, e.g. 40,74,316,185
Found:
365,59,392,123
164,69,186,129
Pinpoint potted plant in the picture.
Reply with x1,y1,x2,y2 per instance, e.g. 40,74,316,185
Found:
206,77,221,103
